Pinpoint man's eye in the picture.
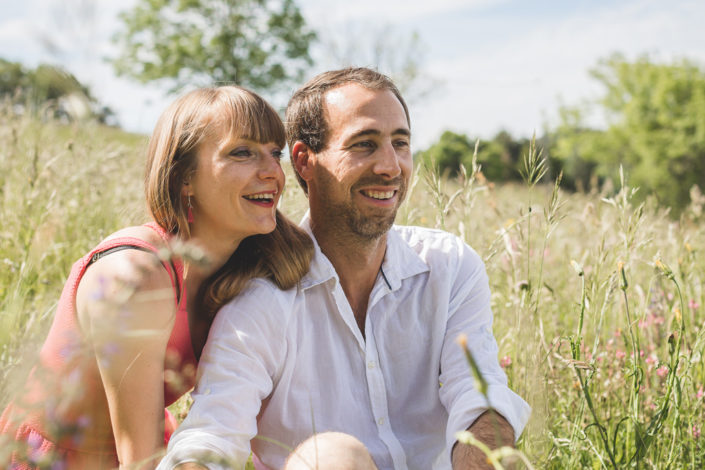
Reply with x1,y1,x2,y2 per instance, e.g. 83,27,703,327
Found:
353,141,375,149
394,140,410,148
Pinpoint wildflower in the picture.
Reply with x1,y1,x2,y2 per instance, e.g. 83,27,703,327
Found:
614,329,622,338
630,350,645,359
500,355,512,368
693,425,701,440
616,350,626,360
689,299,700,310
645,355,656,365
656,366,669,378
696,385,704,400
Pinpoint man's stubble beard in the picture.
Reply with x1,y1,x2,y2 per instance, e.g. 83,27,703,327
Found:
316,174,408,242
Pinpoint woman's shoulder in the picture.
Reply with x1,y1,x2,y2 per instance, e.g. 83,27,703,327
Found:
76,225,177,333
80,224,175,300
99,223,169,250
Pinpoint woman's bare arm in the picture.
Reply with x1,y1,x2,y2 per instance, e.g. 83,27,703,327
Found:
77,247,177,469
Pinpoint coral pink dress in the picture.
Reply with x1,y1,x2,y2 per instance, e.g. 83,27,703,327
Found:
0,223,197,469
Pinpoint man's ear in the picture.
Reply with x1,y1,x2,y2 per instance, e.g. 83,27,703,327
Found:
291,141,314,183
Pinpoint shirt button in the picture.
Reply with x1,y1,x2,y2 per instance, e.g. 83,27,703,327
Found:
378,417,385,425
368,361,376,369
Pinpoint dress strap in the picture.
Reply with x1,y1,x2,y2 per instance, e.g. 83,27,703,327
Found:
85,239,182,307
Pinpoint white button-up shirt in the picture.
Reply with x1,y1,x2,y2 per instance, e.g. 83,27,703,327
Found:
159,217,530,470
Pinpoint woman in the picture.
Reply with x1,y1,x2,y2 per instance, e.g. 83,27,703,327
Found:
0,86,313,469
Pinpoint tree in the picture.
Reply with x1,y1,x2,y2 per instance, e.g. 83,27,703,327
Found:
111,0,316,94
417,130,474,177
416,129,533,182
550,54,705,209
0,58,114,123
317,23,442,105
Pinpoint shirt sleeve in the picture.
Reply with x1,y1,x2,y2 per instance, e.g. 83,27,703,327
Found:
157,279,291,470
437,237,531,455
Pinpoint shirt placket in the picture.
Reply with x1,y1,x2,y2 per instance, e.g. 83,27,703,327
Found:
364,280,409,470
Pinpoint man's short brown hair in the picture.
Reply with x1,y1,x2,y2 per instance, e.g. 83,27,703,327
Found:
285,67,410,193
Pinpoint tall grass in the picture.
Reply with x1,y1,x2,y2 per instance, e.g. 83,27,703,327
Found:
1,109,703,468
0,105,146,401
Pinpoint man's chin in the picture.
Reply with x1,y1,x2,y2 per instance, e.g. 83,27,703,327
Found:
348,214,397,240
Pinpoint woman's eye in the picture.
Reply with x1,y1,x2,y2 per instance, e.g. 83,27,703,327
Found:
231,148,253,158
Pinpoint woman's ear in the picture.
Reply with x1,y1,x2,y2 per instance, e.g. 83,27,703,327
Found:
181,169,195,197
291,141,314,183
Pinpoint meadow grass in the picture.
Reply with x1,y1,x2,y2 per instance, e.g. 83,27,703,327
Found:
1,110,703,468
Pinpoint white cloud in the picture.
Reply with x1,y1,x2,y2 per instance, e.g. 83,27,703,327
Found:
2,0,703,147
299,0,505,25
409,0,705,149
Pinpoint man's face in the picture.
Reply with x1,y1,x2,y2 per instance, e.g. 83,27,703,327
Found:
307,83,412,240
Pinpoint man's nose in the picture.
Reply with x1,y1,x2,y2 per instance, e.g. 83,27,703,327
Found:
373,141,402,178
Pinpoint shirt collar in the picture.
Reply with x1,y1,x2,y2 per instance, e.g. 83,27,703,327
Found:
379,227,430,291
298,212,430,292
299,212,338,290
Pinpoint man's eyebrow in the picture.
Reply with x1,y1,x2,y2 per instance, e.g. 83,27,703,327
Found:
349,129,381,139
348,128,411,139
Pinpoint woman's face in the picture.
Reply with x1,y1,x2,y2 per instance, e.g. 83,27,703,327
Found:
186,124,285,245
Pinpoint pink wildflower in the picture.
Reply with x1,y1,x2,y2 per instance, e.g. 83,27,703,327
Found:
689,299,700,310
656,366,669,378
616,350,626,360
693,425,701,440
697,385,704,400
500,355,512,368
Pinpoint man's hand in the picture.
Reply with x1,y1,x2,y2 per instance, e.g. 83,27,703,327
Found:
451,410,515,470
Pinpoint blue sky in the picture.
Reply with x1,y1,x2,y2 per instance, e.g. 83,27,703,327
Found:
1,0,704,149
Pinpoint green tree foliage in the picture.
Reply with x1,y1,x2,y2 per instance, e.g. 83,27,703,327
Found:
111,0,316,94
416,129,533,182
0,58,113,123
550,54,705,209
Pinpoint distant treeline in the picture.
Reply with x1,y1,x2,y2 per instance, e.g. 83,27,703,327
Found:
417,54,705,212
0,58,114,123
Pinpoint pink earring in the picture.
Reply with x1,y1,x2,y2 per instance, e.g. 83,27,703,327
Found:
187,195,194,223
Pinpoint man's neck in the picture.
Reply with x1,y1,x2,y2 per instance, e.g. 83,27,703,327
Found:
312,222,388,336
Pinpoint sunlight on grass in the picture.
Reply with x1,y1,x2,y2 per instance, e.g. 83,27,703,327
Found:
1,106,703,468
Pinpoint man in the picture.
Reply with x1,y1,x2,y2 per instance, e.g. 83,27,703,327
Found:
159,68,530,470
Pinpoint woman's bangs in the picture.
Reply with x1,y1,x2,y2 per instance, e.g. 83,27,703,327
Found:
219,90,285,148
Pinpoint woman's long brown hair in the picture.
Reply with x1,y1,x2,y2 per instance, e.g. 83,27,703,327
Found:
144,86,313,319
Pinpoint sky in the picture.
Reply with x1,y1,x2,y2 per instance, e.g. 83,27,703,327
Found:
1,0,704,149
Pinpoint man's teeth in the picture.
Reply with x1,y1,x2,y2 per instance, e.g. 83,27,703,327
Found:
245,194,274,201
363,190,395,200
